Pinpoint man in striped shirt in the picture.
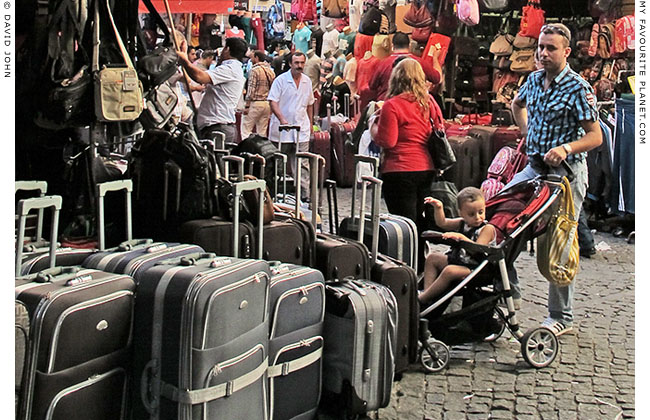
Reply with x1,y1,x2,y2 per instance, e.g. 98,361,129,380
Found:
508,23,602,337
242,51,276,138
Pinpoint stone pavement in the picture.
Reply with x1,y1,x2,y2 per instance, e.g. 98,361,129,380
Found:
318,185,635,420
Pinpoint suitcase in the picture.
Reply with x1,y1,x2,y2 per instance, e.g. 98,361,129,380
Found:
468,125,498,178
16,266,136,420
131,253,271,420
268,263,325,420
443,122,473,137
320,278,398,416
310,131,331,182
356,175,420,375
443,135,483,189
82,180,204,279
491,126,521,158
338,155,419,271
15,300,30,416
330,120,357,187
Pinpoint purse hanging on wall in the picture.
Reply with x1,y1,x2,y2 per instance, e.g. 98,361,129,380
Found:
93,0,144,122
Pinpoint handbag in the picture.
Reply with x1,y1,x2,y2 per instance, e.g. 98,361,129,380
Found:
509,48,536,73
35,65,94,130
92,0,144,122
427,112,456,172
490,33,515,56
513,33,537,48
412,26,432,43
537,177,579,287
403,0,433,28
140,81,179,129
518,0,545,38
433,0,458,36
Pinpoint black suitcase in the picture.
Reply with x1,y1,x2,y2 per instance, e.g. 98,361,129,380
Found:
16,266,136,420
131,252,271,420
443,135,483,189
268,263,325,420
357,176,420,374
82,180,204,279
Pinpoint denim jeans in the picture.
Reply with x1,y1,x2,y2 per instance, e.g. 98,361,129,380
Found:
504,159,588,325
577,206,594,251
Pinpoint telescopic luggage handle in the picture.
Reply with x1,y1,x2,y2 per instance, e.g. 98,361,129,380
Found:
15,180,48,245
231,179,267,258
223,155,245,181
350,154,380,223
357,176,383,264
96,179,134,251
16,195,63,277
271,152,288,203
240,152,267,179
296,152,325,230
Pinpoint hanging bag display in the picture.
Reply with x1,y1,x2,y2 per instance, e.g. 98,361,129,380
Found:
427,100,456,172
537,177,580,287
509,48,536,73
403,0,433,28
518,0,545,38
412,26,433,43
93,0,144,122
433,0,459,36
457,0,480,26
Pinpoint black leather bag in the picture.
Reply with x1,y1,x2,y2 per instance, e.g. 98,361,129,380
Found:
428,118,456,172
359,6,383,35
137,45,179,88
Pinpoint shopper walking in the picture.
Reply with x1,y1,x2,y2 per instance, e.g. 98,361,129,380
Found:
267,51,315,197
370,58,445,271
242,50,275,138
507,23,602,336
178,37,248,144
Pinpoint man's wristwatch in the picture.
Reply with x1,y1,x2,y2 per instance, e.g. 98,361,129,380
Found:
562,144,572,155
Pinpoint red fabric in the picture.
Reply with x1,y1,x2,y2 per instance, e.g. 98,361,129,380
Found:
355,54,379,94
251,17,265,51
518,0,545,38
225,28,245,39
423,33,451,66
138,0,234,14
444,122,473,137
461,113,492,125
365,52,441,106
373,94,442,173
354,33,375,61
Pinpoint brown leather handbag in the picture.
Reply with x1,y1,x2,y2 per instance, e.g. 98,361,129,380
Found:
404,0,433,28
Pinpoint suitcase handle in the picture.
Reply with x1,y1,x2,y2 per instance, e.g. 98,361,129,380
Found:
240,152,267,179
324,179,339,235
271,152,288,203
15,180,48,242
232,179,267,258
358,176,382,264
97,179,134,251
279,124,301,132
33,266,90,286
296,152,325,229
140,359,160,414
16,195,63,277
223,155,245,182
178,252,218,266
163,160,182,222
350,154,380,222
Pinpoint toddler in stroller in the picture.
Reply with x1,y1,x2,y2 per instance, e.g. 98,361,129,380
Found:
417,169,572,371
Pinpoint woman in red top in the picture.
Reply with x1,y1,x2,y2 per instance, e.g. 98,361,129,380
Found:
371,58,445,262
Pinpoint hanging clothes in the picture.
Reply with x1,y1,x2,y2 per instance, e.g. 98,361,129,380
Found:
310,25,324,55
586,118,613,204
251,16,265,50
610,97,635,214
293,25,313,53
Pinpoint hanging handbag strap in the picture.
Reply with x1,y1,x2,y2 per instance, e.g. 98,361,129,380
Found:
92,0,135,73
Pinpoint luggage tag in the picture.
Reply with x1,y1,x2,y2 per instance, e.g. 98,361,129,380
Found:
122,69,139,91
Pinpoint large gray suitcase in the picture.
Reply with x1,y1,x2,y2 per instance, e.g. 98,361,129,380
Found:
268,263,325,420
321,279,398,416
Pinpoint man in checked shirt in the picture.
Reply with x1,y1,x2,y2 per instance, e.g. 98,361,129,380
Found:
506,23,602,337
242,50,276,138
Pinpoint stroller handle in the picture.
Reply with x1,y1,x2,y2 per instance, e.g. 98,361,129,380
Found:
529,154,575,183
421,230,504,260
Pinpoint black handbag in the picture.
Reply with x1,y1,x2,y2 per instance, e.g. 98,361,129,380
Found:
428,118,456,172
138,45,179,88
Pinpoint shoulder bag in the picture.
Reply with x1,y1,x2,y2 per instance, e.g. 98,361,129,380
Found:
403,0,433,28
427,101,456,172
537,177,579,287
93,0,144,122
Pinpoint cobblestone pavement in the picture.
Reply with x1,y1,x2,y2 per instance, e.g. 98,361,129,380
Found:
318,185,635,420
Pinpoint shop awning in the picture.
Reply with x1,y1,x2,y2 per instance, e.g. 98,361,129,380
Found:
138,0,235,15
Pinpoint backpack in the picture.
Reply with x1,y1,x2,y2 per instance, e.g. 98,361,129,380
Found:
359,6,384,35
457,0,480,26
480,138,527,200
518,0,545,38
266,1,286,40
536,177,579,287
323,0,348,18
614,15,634,53
479,0,510,12
597,23,615,58
404,0,433,28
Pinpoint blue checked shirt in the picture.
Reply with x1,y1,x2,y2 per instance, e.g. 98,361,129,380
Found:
517,64,598,163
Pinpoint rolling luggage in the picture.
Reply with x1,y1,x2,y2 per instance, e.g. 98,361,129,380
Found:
468,125,498,177
82,180,204,279
357,175,420,375
443,135,483,189
491,126,521,157
330,120,357,187
131,252,271,420
320,278,398,416
268,263,325,420
339,155,419,271
310,130,332,182
16,198,136,420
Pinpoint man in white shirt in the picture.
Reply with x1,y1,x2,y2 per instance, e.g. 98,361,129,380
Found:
178,37,247,145
268,51,315,197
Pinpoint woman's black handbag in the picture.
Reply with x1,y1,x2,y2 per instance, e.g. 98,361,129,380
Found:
428,118,456,172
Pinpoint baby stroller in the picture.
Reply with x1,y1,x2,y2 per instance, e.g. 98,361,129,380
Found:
418,160,574,370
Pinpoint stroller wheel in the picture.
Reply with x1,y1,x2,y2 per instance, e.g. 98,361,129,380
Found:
520,327,559,368
420,339,450,373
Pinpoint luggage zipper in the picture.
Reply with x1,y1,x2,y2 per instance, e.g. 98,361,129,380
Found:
270,282,325,339
44,367,127,420
203,343,266,390
47,290,134,373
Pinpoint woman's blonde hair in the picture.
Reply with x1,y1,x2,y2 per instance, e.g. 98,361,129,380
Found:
386,58,430,115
